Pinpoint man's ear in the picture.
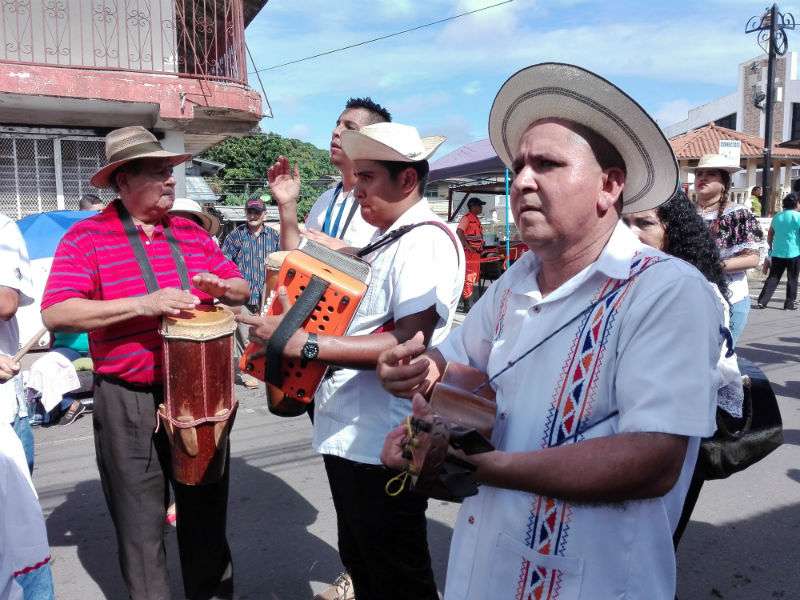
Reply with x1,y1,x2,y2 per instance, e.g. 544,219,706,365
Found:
598,167,625,212
399,167,419,196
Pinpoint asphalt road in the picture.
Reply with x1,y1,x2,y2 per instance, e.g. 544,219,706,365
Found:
30,281,799,599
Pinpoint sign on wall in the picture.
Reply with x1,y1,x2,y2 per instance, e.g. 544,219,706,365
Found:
719,139,742,165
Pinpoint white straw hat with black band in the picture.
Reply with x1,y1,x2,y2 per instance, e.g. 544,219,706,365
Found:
488,63,679,214
687,154,743,174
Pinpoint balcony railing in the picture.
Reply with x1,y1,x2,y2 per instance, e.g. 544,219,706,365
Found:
0,0,247,85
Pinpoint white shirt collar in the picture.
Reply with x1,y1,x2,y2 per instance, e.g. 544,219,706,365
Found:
510,220,644,301
381,198,433,235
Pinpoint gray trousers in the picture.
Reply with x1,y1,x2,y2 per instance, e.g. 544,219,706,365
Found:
234,303,260,360
93,376,233,600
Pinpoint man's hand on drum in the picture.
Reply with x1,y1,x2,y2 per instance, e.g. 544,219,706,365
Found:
0,355,20,382
380,394,432,470
192,272,231,299
138,287,200,317
267,156,301,209
377,332,442,399
235,286,292,347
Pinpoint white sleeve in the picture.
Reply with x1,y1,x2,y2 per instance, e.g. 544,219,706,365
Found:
615,266,721,437
390,227,461,326
435,266,507,373
304,189,334,232
0,219,34,306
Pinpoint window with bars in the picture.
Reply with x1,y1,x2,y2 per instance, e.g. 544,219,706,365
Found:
0,135,115,218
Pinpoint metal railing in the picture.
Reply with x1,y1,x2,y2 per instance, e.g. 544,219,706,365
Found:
0,0,247,85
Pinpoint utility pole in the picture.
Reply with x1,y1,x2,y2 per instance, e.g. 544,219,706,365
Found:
746,4,796,216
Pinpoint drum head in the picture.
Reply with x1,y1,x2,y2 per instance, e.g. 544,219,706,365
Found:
161,305,236,340
266,250,290,270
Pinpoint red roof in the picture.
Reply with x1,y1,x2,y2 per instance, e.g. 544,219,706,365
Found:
669,123,800,161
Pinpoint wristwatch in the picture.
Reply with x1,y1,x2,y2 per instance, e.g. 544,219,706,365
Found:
301,332,320,365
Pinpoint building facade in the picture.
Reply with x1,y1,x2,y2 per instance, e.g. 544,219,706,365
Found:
0,0,268,218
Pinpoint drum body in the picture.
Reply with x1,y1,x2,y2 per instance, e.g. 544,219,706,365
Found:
159,306,237,485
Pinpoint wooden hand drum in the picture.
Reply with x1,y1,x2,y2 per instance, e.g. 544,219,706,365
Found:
159,306,237,485
402,363,498,501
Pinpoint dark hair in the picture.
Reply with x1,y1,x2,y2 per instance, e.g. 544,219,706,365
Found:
79,194,103,210
657,190,729,299
782,193,798,210
793,179,800,193
345,97,392,124
378,160,429,195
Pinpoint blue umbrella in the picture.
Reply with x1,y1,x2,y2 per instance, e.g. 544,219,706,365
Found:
17,210,97,260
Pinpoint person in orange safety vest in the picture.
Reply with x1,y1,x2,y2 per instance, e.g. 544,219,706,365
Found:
456,198,486,305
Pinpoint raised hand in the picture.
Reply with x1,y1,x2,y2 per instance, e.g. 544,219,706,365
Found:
138,287,200,317
267,156,301,209
192,272,230,299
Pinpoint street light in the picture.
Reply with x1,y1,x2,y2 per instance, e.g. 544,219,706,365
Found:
746,4,796,216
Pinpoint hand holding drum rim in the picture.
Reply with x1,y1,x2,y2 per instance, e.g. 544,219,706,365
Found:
266,156,301,208
381,393,431,470
376,332,438,399
0,355,20,382
192,272,231,299
137,287,200,317
235,286,292,352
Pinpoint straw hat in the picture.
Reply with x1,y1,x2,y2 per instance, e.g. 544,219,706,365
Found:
687,154,742,174
488,63,678,214
169,198,220,236
341,123,446,163
90,126,192,189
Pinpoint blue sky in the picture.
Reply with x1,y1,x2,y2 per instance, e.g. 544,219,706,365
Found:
245,0,800,156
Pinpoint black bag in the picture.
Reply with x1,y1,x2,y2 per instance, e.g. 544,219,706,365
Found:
698,357,783,480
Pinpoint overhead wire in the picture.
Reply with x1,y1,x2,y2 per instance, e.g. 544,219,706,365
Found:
248,0,515,74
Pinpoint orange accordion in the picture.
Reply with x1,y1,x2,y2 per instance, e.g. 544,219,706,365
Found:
240,239,371,416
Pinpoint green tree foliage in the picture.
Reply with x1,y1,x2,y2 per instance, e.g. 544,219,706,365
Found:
200,133,337,219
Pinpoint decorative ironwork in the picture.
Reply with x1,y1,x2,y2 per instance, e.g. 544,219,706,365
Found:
746,8,796,56
0,0,248,85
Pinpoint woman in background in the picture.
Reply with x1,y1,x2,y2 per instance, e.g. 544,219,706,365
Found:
690,154,765,344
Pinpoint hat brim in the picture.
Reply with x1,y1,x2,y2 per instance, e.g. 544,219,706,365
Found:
341,131,446,163
489,63,678,214
90,151,193,189
171,210,220,236
686,164,743,174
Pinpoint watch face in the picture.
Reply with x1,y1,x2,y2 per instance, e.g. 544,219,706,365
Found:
302,339,319,360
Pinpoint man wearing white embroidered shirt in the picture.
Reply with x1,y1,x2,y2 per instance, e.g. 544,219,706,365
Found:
270,97,390,252
240,122,464,599
0,215,36,472
378,64,722,600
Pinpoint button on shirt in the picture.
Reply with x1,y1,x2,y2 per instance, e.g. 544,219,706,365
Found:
305,186,377,248
435,222,721,600
0,216,34,425
42,201,242,386
221,223,280,307
313,199,465,465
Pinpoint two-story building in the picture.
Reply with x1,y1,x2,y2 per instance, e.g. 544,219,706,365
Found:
0,0,268,218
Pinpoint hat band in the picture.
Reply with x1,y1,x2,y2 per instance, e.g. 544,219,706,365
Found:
106,140,168,164
501,86,655,205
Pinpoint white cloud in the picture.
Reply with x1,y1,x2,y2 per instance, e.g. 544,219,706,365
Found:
289,123,311,138
653,99,693,127
462,80,481,95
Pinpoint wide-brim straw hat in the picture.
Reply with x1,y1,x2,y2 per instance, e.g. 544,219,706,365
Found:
90,126,192,189
169,197,220,236
687,153,743,174
341,122,446,163
488,63,678,214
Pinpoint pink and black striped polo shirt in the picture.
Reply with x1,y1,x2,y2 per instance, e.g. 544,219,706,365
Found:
41,200,243,386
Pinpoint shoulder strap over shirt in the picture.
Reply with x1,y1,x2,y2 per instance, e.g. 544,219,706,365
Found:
116,201,190,294
357,221,461,264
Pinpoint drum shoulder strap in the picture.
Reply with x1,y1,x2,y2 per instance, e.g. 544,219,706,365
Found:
357,220,461,265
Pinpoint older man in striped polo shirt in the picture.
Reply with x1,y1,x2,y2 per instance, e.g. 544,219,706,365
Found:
41,126,249,600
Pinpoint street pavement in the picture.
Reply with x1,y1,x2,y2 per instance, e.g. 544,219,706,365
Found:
30,277,799,600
